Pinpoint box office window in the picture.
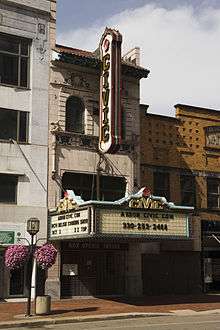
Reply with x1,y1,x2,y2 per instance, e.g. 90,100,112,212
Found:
0,108,28,143
180,175,196,206
207,178,220,209
202,220,220,233
0,33,30,88
62,172,126,201
0,174,18,203
153,172,170,200
65,96,85,134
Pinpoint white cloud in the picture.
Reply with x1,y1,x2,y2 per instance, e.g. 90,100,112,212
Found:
57,4,220,116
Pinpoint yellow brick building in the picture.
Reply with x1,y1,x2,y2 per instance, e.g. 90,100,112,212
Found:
140,103,220,293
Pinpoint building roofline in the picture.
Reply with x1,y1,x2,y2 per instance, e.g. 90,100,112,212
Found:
2,0,51,15
175,103,220,115
54,44,150,79
140,104,179,121
55,44,95,58
145,113,179,121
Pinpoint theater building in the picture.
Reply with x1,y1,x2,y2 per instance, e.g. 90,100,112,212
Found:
140,103,220,293
46,1,152,296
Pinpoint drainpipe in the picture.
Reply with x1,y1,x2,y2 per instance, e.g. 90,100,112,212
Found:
10,139,47,192
51,132,56,177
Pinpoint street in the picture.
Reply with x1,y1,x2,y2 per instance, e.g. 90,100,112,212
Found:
9,314,220,330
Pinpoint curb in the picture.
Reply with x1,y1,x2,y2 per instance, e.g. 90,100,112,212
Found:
0,312,172,328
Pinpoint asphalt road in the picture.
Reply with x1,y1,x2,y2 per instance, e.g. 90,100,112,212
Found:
9,314,220,330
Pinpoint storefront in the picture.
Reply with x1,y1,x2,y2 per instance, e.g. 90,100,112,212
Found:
47,188,197,298
0,228,27,298
202,218,220,292
61,241,127,296
0,229,46,299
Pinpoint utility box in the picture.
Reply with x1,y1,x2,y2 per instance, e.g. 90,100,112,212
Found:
36,295,51,315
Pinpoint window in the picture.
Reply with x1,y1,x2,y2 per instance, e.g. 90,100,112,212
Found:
62,172,126,201
180,175,196,206
0,174,18,203
0,108,28,142
93,105,99,136
202,220,220,233
153,171,170,200
0,33,30,88
65,96,84,134
207,178,220,209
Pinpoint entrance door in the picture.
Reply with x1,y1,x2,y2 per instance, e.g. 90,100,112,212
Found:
96,251,125,295
61,250,125,297
9,266,25,296
61,251,96,296
142,252,201,295
203,251,220,291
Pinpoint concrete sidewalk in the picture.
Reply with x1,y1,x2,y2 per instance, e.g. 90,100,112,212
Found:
0,294,220,328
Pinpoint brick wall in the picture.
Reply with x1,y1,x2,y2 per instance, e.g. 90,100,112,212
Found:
140,103,220,251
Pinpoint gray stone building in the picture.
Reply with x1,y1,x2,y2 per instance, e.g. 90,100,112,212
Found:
0,0,53,298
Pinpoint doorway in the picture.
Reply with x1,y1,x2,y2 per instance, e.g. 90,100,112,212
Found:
61,249,125,297
9,266,25,296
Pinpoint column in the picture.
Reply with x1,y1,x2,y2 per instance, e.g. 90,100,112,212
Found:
45,241,61,299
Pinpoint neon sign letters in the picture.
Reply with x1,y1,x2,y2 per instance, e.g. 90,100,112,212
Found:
99,28,122,154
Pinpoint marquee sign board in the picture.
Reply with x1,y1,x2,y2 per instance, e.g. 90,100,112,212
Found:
98,209,189,238
48,188,193,241
50,209,89,238
99,28,122,154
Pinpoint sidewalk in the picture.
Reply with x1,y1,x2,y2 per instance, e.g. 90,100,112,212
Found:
0,294,220,328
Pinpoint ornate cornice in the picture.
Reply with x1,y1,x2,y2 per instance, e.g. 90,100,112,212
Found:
54,52,149,79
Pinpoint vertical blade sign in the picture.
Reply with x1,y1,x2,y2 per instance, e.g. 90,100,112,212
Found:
99,28,122,154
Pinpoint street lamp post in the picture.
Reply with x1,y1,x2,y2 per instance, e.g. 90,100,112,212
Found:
26,217,40,317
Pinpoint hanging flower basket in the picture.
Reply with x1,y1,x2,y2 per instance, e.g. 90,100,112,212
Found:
34,243,57,270
5,245,30,271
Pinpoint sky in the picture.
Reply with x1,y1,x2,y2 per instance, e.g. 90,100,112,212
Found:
56,0,220,117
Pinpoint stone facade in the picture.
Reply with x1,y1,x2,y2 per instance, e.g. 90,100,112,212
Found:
0,0,51,298
48,60,146,209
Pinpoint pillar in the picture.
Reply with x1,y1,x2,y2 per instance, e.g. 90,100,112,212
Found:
125,243,143,297
45,241,61,299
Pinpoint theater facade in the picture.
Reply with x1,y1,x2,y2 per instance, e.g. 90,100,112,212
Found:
47,18,152,297
46,188,198,298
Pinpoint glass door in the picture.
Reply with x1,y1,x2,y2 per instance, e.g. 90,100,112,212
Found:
9,266,25,296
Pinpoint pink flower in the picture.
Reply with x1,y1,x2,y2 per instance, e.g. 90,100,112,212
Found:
34,243,57,269
5,245,29,270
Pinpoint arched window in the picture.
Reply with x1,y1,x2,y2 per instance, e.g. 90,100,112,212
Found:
65,96,84,134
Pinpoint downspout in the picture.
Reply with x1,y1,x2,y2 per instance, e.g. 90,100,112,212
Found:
51,131,56,177
10,139,47,192
50,121,62,179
